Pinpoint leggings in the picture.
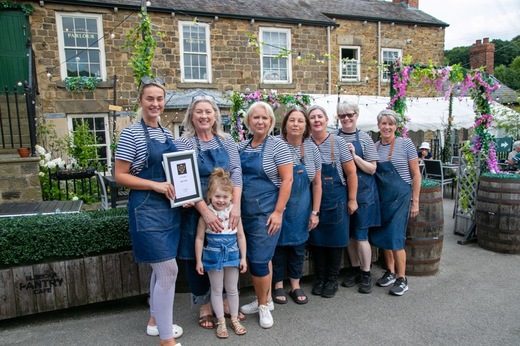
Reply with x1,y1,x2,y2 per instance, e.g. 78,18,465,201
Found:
149,259,178,340
208,267,240,319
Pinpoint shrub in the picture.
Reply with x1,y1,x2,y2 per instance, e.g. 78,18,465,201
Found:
0,208,131,267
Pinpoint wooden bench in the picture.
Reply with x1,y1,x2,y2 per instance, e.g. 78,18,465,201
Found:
0,200,83,218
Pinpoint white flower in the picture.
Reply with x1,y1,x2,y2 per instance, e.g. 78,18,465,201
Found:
72,196,79,201
47,161,56,169
35,145,46,155
39,159,45,167
38,171,45,177
44,153,51,162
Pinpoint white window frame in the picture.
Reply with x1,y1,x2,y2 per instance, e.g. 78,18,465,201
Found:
67,113,111,166
339,46,361,82
260,27,292,84
179,21,212,83
381,48,402,81
56,12,106,81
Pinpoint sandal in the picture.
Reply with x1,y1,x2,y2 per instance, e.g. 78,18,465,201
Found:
289,288,309,305
216,321,229,339
230,318,247,335
198,314,215,329
272,287,287,304
224,311,246,321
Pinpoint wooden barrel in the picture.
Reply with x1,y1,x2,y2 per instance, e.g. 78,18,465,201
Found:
405,184,444,276
476,176,520,254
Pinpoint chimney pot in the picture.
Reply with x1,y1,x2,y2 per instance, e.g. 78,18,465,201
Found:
476,39,482,45
483,37,489,44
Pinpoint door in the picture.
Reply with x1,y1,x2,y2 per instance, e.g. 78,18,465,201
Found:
0,10,30,91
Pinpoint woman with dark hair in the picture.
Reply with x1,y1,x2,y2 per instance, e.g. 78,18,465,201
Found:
238,101,293,328
115,77,183,346
307,105,358,299
272,106,322,305
372,109,421,296
175,95,243,329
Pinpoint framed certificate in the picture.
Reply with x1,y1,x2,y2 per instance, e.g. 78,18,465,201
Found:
163,150,203,208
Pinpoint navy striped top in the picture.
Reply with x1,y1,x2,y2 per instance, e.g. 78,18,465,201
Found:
337,129,379,162
311,134,353,186
375,137,417,184
276,136,322,182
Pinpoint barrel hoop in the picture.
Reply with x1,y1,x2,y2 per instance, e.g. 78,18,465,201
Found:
477,196,520,205
407,219,444,227
406,236,444,244
419,197,443,204
476,209,520,218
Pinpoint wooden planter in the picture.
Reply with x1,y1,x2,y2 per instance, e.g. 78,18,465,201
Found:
0,251,151,320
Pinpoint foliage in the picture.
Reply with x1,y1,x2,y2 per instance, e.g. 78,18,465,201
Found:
387,56,413,137
494,56,520,91
493,101,520,139
0,208,130,267
421,179,440,188
228,90,312,142
444,46,470,67
67,119,99,167
1,0,34,15
458,142,477,213
64,76,100,92
123,9,164,88
481,172,520,179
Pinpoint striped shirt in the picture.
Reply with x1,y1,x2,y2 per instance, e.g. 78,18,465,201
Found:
311,134,353,186
337,129,379,162
239,135,292,187
115,122,188,176
276,136,322,182
375,137,417,184
174,134,242,187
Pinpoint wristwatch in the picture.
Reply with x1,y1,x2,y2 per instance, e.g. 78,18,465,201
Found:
311,211,320,216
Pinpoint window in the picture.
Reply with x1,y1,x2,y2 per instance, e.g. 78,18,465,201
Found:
340,46,360,82
67,114,110,166
260,28,291,83
180,22,211,82
56,13,106,80
381,48,402,81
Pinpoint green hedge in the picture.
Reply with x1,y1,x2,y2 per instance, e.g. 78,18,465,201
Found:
0,208,131,267
421,179,440,187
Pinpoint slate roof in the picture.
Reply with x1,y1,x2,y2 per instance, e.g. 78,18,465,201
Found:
307,0,448,27
52,0,337,26
490,76,519,105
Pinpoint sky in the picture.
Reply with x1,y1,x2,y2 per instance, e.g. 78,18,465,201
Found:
419,0,520,49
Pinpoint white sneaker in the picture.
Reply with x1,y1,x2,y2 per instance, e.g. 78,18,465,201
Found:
146,324,183,338
258,305,274,328
240,299,274,314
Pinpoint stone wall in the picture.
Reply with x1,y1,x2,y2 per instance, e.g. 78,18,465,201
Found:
0,156,41,202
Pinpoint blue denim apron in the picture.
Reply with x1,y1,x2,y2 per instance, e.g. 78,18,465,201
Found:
202,233,240,272
348,130,381,231
308,136,350,247
370,140,412,250
278,144,311,246
128,120,181,263
178,136,230,260
240,138,281,265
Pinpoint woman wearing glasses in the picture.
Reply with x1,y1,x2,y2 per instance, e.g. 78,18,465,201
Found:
175,95,243,330
115,77,183,346
307,105,358,299
371,109,421,296
238,101,293,328
335,102,380,294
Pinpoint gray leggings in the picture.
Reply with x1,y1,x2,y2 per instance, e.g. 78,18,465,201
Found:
149,259,178,339
208,267,239,319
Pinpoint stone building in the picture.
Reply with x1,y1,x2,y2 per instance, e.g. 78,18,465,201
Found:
1,0,447,166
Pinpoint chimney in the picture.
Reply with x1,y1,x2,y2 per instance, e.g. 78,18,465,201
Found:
392,0,419,8
469,37,495,75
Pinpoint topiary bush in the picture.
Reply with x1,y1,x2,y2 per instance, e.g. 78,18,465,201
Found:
0,208,131,267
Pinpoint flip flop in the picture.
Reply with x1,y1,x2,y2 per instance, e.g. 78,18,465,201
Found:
272,287,288,304
289,288,309,305
198,314,215,329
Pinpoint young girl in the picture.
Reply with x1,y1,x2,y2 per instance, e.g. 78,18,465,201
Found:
195,168,247,339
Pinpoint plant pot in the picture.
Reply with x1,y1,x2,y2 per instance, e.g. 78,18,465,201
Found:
17,147,31,157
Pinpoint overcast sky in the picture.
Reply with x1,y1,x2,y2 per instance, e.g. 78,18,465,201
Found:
419,0,520,49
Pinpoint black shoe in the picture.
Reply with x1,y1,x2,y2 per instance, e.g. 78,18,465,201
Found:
358,274,372,294
321,280,338,298
341,268,361,287
311,279,325,296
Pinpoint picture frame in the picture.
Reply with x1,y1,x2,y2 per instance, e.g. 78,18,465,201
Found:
163,150,203,208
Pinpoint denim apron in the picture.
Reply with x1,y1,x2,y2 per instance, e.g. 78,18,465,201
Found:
178,136,230,260
370,139,412,250
309,135,350,247
240,138,281,265
346,130,381,231
278,143,311,246
128,120,181,263
202,234,240,272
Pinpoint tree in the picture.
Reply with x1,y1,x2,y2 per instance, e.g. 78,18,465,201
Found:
494,56,520,91
444,46,470,67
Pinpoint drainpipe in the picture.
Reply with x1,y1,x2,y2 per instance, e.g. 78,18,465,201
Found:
327,26,332,95
377,21,381,96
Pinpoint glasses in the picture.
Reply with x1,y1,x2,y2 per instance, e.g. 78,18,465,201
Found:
192,94,215,102
140,76,165,86
338,112,356,119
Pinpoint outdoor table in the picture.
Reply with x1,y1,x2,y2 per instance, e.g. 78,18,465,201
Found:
0,200,83,218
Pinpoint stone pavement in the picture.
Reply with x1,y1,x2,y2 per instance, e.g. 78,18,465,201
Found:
1,199,519,346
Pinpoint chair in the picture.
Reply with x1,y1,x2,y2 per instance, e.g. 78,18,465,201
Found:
450,156,459,165
95,171,128,210
423,159,454,198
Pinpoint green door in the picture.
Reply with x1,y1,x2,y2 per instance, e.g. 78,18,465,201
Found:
0,10,29,91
